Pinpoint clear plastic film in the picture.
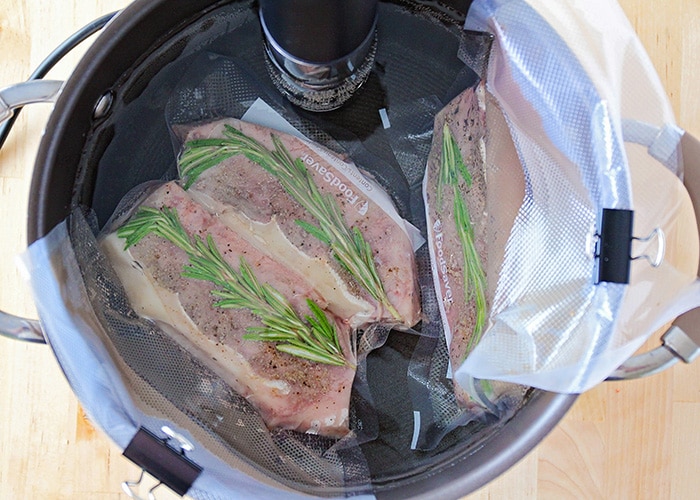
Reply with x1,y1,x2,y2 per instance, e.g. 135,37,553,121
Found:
453,0,700,393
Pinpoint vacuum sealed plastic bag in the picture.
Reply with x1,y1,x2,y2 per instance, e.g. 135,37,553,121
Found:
451,0,700,393
414,80,528,450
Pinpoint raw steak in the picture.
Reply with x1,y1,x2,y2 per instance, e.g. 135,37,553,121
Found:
102,182,356,437
181,118,421,329
424,83,524,406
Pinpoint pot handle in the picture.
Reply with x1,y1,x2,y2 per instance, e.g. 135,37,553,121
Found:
0,80,64,344
607,322,700,380
0,312,45,344
607,129,700,380
0,80,63,121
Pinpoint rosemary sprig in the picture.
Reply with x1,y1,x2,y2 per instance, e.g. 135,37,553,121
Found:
179,124,401,321
117,206,349,367
437,123,472,206
439,123,487,353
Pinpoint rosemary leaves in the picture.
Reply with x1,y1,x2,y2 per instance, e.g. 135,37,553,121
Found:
179,124,401,321
117,206,349,367
439,124,487,352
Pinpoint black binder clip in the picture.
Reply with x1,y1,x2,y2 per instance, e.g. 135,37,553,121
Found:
594,208,665,284
122,426,202,499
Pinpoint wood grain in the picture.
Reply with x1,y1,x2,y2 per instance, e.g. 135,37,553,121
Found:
1,1,698,499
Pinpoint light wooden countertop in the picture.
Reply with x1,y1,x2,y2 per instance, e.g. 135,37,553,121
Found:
1,1,699,498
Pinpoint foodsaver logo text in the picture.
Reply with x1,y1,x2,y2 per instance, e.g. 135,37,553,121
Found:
301,153,369,216
432,219,453,306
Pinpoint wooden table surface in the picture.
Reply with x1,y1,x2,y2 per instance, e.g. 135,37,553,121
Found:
1,1,699,498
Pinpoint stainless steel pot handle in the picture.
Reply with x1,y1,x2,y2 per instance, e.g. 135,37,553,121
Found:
0,80,64,344
0,312,45,344
0,12,118,344
608,129,700,380
607,323,700,380
0,80,63,122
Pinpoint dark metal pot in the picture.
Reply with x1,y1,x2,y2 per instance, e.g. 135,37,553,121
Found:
0,0,695,498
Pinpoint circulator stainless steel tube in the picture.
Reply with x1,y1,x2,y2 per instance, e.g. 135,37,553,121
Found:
259,0,379,111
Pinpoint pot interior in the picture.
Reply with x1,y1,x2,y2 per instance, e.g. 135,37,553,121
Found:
29,0,577,497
